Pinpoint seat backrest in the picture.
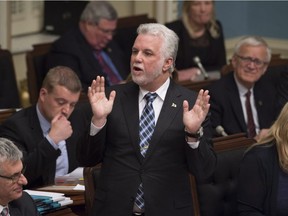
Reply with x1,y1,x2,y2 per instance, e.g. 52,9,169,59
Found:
191,133,255,216
83,163,102,216
0,47,21,108
0,108,17,124
26,42,52,105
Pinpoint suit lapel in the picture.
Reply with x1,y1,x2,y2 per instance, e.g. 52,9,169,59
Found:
144,82,182,160
227,75,247,132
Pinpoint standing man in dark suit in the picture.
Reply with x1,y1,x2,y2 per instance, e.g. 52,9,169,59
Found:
46,1,130,91
0,137,39,216
207,36,279,141
0,66,88,189
78,23,216,216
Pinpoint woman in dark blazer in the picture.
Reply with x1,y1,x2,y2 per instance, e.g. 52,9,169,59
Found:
166,0,226,81
237,102,288,215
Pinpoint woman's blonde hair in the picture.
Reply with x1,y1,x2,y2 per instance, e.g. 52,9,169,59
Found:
254,102,288,172
181,1,220,39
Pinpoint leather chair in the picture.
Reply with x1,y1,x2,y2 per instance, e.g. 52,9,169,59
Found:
0,46,21,108
26,42,52,105
190,133,255,216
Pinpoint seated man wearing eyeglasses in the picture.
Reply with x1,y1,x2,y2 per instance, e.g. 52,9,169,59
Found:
207,36,280,141
46,1,130,92
0,138,39,216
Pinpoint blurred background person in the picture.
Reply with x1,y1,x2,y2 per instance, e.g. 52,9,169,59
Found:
0,137,39,216
207,36,280,141
166,0,226,81
237,102,288,215
46,1,129,91
0,66,88,189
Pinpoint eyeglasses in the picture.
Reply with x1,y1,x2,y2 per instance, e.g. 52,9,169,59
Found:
236,54,269,68
96,25,116,36
0,166,26,183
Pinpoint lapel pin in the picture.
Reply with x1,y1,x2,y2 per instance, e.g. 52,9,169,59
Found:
172,103,177,107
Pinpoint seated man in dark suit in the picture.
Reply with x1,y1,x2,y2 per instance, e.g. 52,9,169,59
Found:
0,137,39,216
46,1,130,91
207,36,279,141
0,66,88,189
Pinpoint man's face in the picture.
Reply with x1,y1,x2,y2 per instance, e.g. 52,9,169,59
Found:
0,160,27,205
130,34,172,91
39,85,80,122
232,45,269,88
84,18,117,50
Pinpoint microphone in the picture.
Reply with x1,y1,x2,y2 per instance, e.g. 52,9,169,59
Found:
216,125,228,137
193,56,209,80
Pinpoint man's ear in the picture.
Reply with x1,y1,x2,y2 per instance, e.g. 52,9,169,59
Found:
39,88,48,101
163,57,173,72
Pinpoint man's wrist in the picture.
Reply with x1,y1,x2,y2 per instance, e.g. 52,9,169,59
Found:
185,126,203,139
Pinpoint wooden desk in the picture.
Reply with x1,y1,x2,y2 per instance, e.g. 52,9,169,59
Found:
37,185,85,216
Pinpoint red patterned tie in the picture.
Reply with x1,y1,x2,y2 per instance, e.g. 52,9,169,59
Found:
245,90,256,138
94,51,121,85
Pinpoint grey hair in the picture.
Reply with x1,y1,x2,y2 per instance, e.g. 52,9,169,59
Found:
137,23,179,73
0,138,22,165
234,36,272,62
80,1,117,25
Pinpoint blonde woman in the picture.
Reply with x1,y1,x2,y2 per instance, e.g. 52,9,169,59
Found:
237,102,288,215
166,0,226,81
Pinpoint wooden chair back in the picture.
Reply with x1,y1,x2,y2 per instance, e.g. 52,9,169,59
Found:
26,42,52,105
83,163,102,216
0,108,17,124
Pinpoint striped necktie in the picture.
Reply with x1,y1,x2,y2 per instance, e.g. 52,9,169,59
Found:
135,92,157,210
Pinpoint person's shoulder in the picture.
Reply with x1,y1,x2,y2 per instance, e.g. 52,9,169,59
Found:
3,106,35,123
51,26,84,48
171,81,198,99
246,142,276,159
9,191,39,216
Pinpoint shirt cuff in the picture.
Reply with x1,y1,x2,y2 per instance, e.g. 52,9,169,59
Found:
46,134,59,150
90,120,106,136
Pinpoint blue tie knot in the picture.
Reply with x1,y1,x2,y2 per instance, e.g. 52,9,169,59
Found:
145,92,157,104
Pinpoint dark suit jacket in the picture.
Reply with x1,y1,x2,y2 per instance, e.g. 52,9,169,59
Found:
9,191,39,216
0,105,88,189
77,80,217,216
46,26,130,91
237,142,279,216
207,72,279,137
165,20,226,71
278,66,288,109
